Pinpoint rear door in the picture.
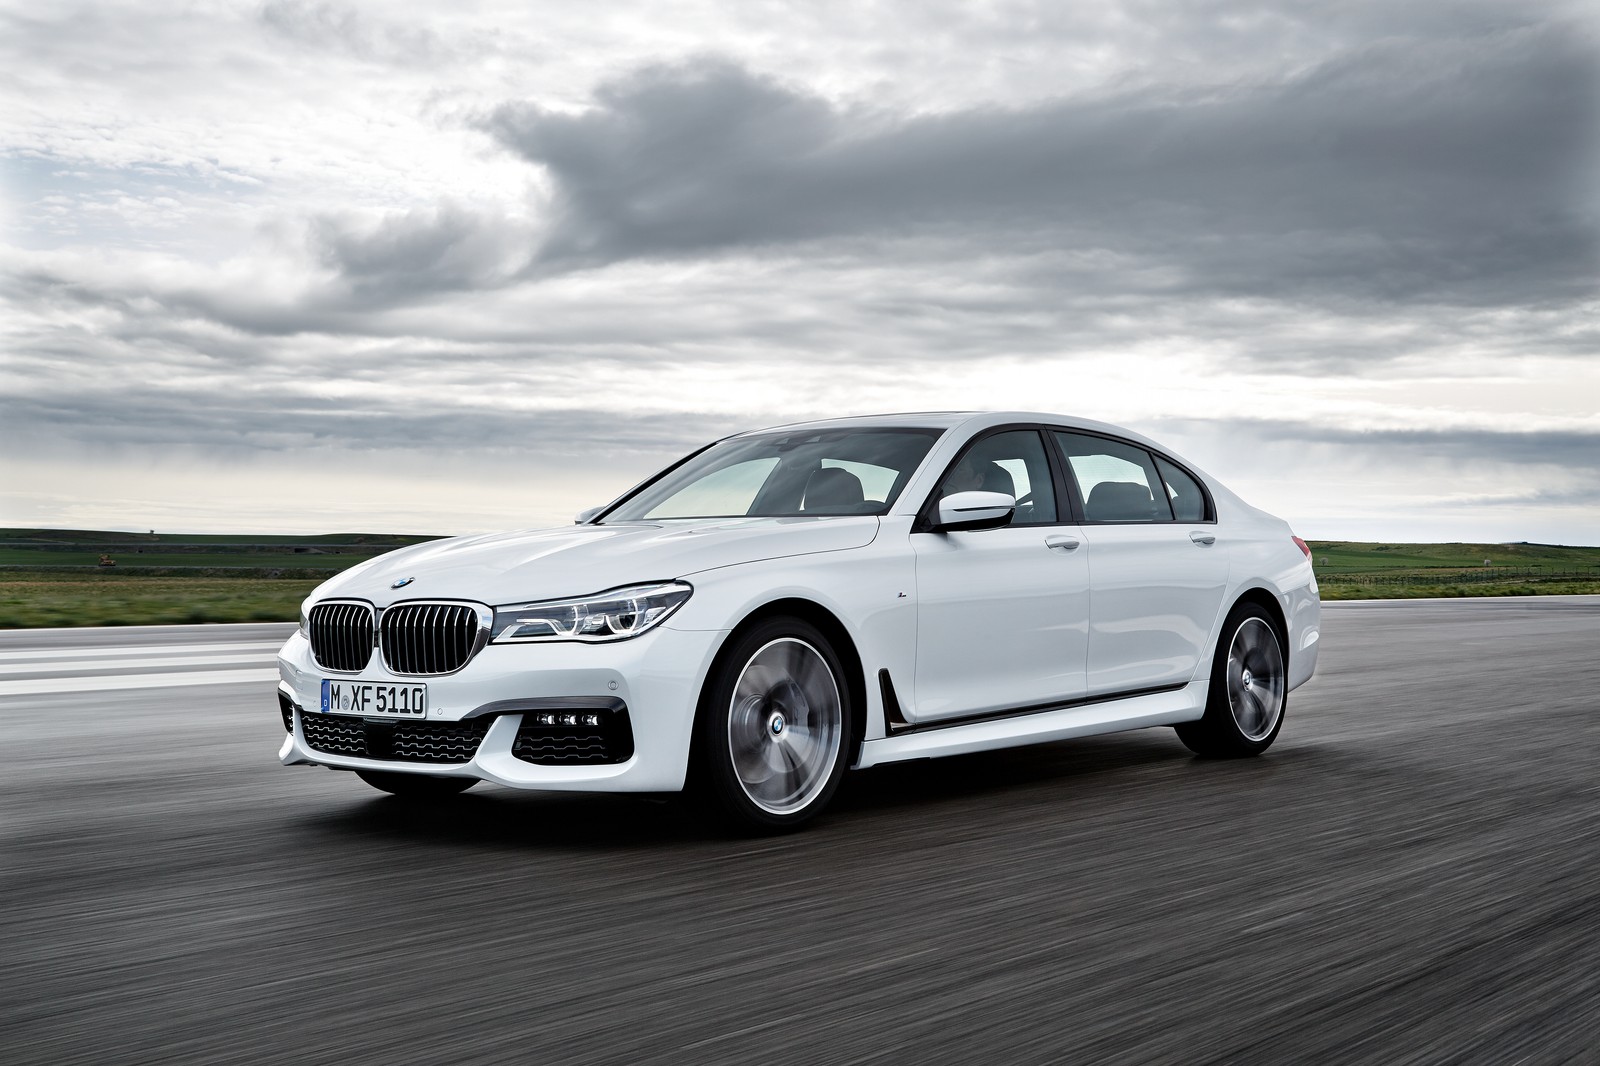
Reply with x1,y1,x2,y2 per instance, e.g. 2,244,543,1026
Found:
1050,431,1229,697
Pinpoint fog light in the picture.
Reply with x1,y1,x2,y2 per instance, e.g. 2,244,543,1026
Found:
530,711,605,728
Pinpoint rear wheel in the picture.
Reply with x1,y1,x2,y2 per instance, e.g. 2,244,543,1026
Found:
696,618,853,832
356,770,477,798
1176,603,1287,757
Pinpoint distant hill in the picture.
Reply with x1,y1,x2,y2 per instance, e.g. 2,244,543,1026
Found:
1306,540,1600,574
0,528,445,572
0,530,1593,626
3,528,1596,582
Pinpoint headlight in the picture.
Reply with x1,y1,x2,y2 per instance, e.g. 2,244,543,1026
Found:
490,581,692,644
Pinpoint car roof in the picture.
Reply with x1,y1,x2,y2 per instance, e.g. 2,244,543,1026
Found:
733,411,979,434
731,410,1164,446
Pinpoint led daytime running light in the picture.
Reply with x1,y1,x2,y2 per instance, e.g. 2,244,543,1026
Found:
490,582,692,644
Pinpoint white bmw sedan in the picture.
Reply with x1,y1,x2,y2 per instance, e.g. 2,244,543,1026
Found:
276,412,1319,830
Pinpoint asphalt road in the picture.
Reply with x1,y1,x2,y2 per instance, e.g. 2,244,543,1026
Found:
3,599,1597,1065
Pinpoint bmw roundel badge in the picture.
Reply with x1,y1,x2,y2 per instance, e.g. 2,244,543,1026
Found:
391,576,415,589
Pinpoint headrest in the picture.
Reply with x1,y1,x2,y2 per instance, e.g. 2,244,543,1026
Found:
1085,481,1156,521
979,462,1016,498
803,467,865,510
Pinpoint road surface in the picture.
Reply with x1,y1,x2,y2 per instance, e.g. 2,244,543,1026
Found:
3,599,1597,1064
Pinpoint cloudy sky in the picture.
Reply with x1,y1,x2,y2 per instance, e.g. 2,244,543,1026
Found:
2,0,1596,542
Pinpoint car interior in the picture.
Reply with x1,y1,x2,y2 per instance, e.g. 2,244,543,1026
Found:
1084,481,1165,522
801,467,868,511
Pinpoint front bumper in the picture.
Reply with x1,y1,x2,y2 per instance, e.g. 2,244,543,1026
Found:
275,624,723,792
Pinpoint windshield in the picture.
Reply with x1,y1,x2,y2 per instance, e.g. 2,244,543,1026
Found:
602,428,945,522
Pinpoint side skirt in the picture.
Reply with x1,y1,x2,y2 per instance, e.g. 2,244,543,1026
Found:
855,681,1208,769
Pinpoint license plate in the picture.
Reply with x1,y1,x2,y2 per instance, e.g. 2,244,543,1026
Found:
320,679,427,718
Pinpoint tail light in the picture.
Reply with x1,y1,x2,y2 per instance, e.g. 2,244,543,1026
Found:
1293,535,1312,560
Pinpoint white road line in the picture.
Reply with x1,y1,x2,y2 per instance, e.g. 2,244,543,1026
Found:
0,669,282,697
0,653,279,676
0,642,283,662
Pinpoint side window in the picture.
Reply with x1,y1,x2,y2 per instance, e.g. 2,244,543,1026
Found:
1155,456,1208,522
1052,432,1174,523
937,430,1058,525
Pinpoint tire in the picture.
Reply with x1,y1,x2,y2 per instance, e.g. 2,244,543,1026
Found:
356,770,477,798
1176,602,1287,757
695,617,855,832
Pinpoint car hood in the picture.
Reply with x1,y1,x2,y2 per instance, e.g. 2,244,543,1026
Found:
311,516,881,606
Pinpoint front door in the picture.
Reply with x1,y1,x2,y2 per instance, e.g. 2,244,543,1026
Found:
910,428,1089,722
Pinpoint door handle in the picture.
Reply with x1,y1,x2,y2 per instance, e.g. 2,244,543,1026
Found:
1189,531,1217,546
1045,535,1081,552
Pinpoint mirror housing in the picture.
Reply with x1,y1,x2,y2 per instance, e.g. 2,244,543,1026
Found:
574,506,604,525
935,491,1016,532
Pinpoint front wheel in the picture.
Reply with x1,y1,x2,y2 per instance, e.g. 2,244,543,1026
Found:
696,618,854,832
1176,603,1287,757
356,770,477,798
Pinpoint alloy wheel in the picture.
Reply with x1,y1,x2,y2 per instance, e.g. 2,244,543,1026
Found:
726,637,843,816
1226,617,1285,742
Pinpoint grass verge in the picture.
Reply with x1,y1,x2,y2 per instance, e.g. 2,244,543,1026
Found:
0,573,318,629
2,535,1597,629
1319,579,1600,601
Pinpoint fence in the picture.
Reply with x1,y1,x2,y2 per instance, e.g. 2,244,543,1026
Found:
1326,567,1599,586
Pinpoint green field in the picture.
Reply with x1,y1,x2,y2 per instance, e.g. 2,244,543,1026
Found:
0,528,436,571
0,528,441,628
0,529,1595,628
0,572,323,629
1306,540,1600,600
1306,540,1600,573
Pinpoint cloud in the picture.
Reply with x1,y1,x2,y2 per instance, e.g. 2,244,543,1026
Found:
3,0,1596,539
1,380,742,462
258,1,455,67
1157,418,1600,472
485,28,1597,306
306,204,534,303
1134,416,1600,543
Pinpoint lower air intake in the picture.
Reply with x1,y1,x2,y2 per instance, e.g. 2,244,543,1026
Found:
301,714,490,765
513,709,635,765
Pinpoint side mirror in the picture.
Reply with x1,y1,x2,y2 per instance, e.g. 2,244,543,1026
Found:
574,506,604,524
936,491,1015,532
